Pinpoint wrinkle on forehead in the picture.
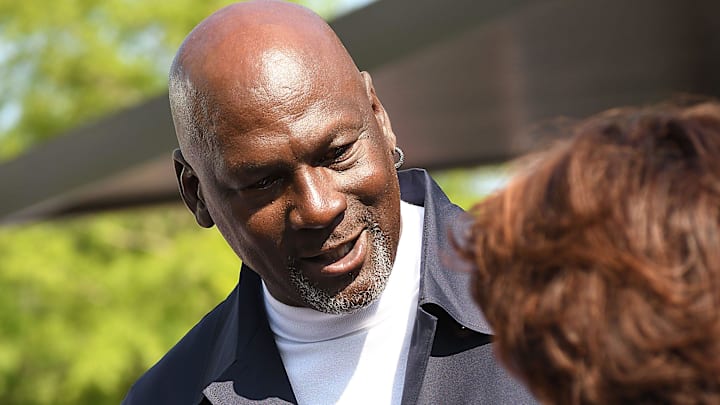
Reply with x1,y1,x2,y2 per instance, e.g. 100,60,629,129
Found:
250,48,312,108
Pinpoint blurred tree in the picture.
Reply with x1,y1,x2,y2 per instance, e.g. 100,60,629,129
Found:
0,206,240,404
431,165,510,210
0,0,342,160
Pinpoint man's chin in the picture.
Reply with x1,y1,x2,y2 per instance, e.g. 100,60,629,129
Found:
290,223,394,314
290,266,391,314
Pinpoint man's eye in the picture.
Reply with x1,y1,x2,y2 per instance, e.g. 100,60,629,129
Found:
246,176,279,190
328,144,352,163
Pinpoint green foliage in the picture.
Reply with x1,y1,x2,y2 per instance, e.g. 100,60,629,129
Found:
0,0,343,160
431,165,510,210
0,205,240,404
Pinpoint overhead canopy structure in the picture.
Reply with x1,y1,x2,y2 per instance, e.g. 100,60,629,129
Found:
2,0,720,224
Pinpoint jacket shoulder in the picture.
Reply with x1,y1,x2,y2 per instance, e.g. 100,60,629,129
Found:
122,287,238,405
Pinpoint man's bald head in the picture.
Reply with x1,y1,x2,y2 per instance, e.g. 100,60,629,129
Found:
169,0,363,169
169,0,401,313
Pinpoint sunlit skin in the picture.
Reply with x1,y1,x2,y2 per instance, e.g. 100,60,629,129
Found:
169,1,402,311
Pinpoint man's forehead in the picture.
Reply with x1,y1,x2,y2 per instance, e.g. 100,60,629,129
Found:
251,48,312,101
179,24,355,122
214,47,322,123
182,32,314,92
205,102,366,173
216,100,367,154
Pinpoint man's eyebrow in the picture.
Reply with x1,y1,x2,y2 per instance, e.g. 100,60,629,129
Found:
325,121,366,140
224,161,283,179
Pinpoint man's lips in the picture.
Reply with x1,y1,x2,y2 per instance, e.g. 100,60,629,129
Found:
298,230,368,276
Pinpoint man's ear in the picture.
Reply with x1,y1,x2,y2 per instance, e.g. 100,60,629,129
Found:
172,149,214,228
361,71,396,148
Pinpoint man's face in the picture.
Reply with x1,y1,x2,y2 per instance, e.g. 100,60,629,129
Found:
189,52,401,313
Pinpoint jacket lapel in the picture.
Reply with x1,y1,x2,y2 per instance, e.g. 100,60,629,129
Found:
202,268,297,404
398,169,495,405
398,168,493,334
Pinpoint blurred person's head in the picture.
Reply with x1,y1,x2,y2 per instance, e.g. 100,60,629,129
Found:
460,100,720,404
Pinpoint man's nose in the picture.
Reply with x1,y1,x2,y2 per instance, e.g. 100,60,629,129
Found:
289,167,347,230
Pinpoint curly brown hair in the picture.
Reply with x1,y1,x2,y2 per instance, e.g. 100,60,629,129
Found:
461,101,720,405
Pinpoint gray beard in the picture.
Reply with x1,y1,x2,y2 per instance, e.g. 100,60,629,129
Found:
288,223,393,314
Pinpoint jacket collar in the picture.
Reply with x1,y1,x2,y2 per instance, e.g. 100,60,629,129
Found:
202,268,296,404
398,168,493,334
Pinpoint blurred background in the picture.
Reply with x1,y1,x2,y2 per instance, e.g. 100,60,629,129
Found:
1,0,719,403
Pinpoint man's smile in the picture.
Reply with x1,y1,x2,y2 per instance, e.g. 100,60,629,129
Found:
298,229,368,277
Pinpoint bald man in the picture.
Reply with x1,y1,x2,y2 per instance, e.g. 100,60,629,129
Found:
122,1,536,404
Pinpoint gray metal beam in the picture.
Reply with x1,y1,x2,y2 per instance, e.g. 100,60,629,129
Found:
2,0,720,224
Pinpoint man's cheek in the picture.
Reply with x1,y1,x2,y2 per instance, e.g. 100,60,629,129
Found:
346,165,396,203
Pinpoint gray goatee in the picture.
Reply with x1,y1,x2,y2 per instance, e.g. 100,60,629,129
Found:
288,223,393,314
